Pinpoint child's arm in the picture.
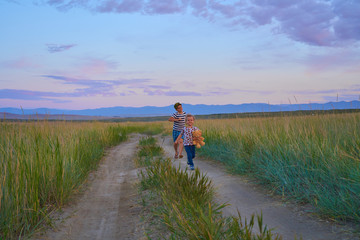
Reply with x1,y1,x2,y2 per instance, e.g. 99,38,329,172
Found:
168,114,180,122
168,116,178,122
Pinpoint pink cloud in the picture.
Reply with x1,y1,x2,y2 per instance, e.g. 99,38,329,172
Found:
0,88,71,101
0,57,41,69
304,49,360,72
333,0,360,41
77,58,118,76
43,0,360,47
189,0,209,18
96,0,143,13
145,0,184,14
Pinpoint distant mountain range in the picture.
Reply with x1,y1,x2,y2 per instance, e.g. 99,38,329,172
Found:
1,100,359,120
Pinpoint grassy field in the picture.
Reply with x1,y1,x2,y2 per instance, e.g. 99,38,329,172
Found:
0,120,163,239
1,111,359,238
196,112,360,222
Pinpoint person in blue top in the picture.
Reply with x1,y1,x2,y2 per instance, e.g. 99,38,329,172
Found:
168,102,186,159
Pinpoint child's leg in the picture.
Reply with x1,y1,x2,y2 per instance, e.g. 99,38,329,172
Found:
190,145,195,166
172,130,179,157
178,137,184,158
184,146,194,166
191,145,195,159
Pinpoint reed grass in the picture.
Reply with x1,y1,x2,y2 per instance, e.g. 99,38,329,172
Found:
0,121,164,239
196,112,360,221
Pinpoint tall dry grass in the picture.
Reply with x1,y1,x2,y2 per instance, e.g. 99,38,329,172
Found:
0,121,134,239
196,112,360,221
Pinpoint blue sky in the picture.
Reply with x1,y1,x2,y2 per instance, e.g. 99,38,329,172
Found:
0,0,359,109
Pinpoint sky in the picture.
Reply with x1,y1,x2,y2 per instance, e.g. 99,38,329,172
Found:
0,0,359,110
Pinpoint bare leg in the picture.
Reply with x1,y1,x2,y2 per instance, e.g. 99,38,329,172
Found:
178,139,184,158
173,142,179,157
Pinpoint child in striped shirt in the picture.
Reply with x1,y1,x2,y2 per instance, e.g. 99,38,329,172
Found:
168,102,186,159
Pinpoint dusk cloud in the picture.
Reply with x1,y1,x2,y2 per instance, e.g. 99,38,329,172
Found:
40,75,213,98
142,87,260,97
145,0,183,14
166,90,203,96
283,85,360,103
303,49,360,72
1,74,207,102
96,0,143,13
77,58,119,76
142,87,202,96
292,85,360,97
41,75,151,96
0,75,152,102
0,89,72,101
0,57,41,69
41,0,360,47
249,0,360,46
46,44,77,53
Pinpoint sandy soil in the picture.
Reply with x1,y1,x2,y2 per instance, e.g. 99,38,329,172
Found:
33,134,359,240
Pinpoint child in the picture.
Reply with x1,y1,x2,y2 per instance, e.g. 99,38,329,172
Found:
168,102,186,159
175,114,199,170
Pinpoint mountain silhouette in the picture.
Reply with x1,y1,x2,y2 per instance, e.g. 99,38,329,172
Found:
1,100,359,118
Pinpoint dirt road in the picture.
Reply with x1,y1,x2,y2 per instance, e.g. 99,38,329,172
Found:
34,134,358,240
33,134,145,240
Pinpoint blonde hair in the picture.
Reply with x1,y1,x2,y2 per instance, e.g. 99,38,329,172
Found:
186,113,195,121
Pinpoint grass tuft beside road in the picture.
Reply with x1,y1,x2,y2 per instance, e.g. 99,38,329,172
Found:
136,135,282,240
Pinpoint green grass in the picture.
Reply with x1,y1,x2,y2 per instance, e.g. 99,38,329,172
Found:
5,111,358,238
136,136,164,167
0,121,165,239
197,112,360,222
136,136,281,239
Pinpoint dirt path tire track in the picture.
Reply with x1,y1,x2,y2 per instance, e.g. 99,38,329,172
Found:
158,135,359,240
33,134,145,240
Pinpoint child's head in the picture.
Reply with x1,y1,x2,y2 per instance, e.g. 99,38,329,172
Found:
174,102,182,110
186,114,195,125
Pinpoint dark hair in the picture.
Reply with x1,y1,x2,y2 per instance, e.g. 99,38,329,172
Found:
174,102,181,109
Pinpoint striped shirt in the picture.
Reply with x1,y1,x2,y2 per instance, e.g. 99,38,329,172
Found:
172,111,186,131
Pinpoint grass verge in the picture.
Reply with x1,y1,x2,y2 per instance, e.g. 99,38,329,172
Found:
136,136,282,240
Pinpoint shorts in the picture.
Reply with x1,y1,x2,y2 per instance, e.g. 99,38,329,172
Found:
172,130,184,142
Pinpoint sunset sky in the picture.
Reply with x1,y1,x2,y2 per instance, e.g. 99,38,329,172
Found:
1,0,359,110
